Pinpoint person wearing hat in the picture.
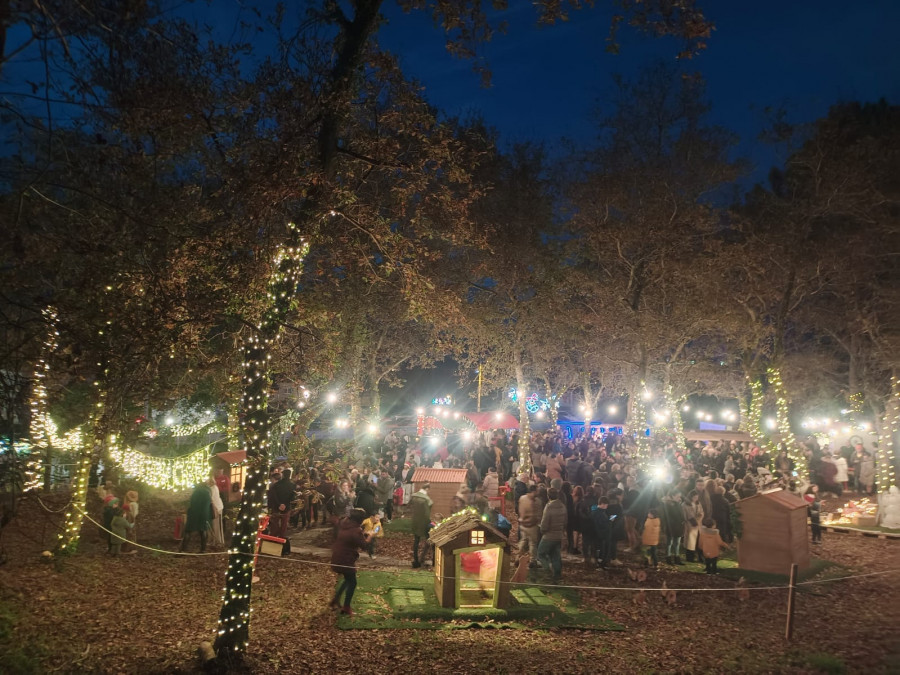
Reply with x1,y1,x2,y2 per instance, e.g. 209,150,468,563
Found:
329,508,373,615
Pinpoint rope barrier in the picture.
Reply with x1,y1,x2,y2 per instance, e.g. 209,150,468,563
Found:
70,507,900,593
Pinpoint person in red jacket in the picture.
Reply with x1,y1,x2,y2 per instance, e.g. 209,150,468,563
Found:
329,509,372,615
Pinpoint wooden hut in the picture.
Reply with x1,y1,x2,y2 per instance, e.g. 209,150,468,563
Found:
429,509,511,609
411,468,468,519
210,450,247,503
735,489,810,575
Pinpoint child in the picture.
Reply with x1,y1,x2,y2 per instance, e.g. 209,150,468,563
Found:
102,497,120,552
805,486,822,544
698,517,728,574
642,508,661,568
109,505,134,556
361,513,383,559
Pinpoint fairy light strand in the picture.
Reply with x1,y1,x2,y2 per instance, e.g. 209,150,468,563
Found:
214,232,308,657
26,308,59,492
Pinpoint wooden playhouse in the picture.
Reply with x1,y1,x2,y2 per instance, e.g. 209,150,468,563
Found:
411,467,468,519
735,489,810,575
429,509,511,609
210,450,247,503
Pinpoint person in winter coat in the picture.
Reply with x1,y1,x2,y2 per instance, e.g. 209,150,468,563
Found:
374,470,396,522
591,496,612,568
108,504,134,556
482,467,500,498
834,454,849,491
329,509,372,615
641,508,661,567
517,485,541,558
662,490,685,565
537,488,567,582
698,517,728,574
268,468,296,539
710,485,733,543
182,481,213,553
354,482,377,517
361,513,383,558
805,486,822,544
409,483,433,567
858,451,876,494
682,489,704,563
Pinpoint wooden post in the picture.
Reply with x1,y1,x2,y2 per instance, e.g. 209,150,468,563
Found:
785,563,799,640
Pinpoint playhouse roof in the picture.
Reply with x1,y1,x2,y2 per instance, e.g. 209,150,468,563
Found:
213,450,247,465
429,510,508,547
463,411,519,430
740,488,808,510
411,467,468,484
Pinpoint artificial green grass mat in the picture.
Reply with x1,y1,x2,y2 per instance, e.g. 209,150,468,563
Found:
335,570,623,631
381,517,413,537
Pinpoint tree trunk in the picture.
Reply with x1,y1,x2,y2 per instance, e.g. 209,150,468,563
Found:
56,392,106,553
26,307,58,493
767,366,802,469
876,371,899,491
581,372,592,436
515,356,531,473
214,241,308,659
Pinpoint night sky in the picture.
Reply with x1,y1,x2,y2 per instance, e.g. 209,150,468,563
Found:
375,0,900,183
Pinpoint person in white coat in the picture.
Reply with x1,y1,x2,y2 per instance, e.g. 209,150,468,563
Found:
834,455,849,490
208,477,225,546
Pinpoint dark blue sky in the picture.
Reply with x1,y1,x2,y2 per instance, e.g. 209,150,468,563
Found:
375,1,900,182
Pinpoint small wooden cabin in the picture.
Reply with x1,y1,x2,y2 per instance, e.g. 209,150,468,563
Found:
411,468,468,519
429,510,511,609
735,489,810,575
210,450,247,503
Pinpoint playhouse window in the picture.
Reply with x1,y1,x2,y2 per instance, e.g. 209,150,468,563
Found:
470,530,485,545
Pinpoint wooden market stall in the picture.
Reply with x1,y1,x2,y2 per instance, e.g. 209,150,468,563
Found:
411,467,468,519
429,510,511,609
735,489,810,575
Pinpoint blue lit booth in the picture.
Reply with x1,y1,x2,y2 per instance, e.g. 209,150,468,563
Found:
429,509,511,609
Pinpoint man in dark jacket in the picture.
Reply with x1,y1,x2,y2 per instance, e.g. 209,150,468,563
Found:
409,483,433,567
268,468,295,538
662,489,686,565
354,482,377,517
591,497,612,568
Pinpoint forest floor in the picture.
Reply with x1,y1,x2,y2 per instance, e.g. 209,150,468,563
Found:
0,489,898,674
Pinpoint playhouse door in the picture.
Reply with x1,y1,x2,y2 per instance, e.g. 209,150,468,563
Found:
455,545,503,608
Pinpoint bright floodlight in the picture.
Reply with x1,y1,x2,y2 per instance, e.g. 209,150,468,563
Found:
683,404,690,412
462,431,472,440
642,389,653,401
368,423,378,433
652,465,666,480
536,411,545,419
585,409,593,417
429,436,440,445
608,405,617,415
862,422,871,430
705,414,713,421
495,412,503,420
416,407,424,415
326,392,338,403
765,418,776,429
440,409,449,418
297,401,305,408
165,417,175,426
695,411,704,419
453,412,460,419
433,406,441,415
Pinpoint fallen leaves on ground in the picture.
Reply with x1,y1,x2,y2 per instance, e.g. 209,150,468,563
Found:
1,491,898,674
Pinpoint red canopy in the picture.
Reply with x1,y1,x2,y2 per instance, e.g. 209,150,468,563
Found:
462,412,519,431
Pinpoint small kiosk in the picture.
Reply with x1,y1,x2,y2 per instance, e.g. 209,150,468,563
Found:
429,510,511,609
735,489,810,575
